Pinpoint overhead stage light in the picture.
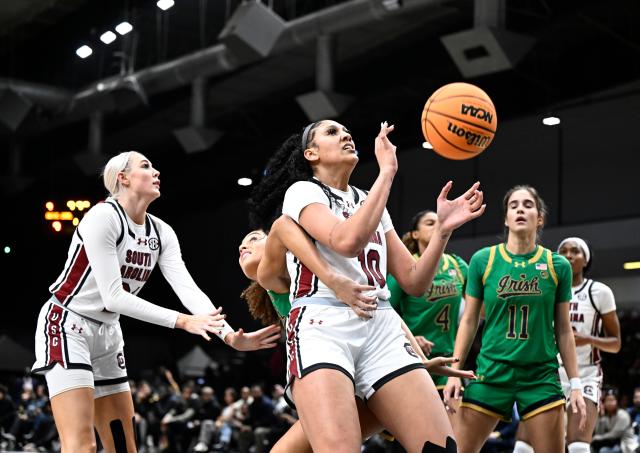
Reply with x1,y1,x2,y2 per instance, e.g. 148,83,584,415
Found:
157,0,175,11
115,21,133,35
76,45,93,59
100,31,117,44
542,116,561,126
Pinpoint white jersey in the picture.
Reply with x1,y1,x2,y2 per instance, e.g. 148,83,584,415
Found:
558,278,616,367
282,180,394,301
48,198,224,329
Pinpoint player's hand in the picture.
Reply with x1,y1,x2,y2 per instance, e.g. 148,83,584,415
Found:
224,324,281,351
572,331,593,347
443,376,463,414
176,308,226,341
570,389,587,430
436,181,486,234
415,336,435,356
425,357,477,380
328,273,377,319
374,121,398,175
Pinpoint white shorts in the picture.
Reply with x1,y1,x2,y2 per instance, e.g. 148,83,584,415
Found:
32,299,129,399
285,298,424,406
559,364,602,405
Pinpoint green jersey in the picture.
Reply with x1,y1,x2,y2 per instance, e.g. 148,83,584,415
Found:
389,253,468,356
267,290,291,318
466,244,572,366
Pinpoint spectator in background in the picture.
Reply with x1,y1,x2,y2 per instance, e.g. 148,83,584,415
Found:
0,385,16,434
627,387,640,437
237,384,277,453
592,389,638,453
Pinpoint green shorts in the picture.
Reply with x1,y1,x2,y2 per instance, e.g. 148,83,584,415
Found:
461,354,564,421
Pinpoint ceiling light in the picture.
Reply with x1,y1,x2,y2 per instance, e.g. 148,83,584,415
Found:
115,21,133,35
100,31,117,44
623,261,640,270
157,0,175,10
422,141,433,149
542,116,560,126
75,45,93,59
238,177,252,187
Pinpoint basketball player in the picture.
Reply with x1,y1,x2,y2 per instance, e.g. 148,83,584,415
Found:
388,209,468,399
443,185,587,452
249,119,485,452
514,237,621,453
31,152,281,453
238,215,476,453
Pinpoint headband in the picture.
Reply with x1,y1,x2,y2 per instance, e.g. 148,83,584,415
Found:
558,237,591,265
301,122,315,149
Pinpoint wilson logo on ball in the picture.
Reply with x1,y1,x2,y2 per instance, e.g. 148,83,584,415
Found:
421,82,498,160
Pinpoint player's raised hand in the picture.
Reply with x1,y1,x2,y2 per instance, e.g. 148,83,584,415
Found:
415,336,435,356
374,121,398,175
436,181,486,233
175,307,226,341
224,324,281,351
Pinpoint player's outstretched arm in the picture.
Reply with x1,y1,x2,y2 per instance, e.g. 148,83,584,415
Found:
223,325,281,351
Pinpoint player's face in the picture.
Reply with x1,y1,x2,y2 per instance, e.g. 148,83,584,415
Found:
124,153,161,199
238,230,267,280
558,240,587,276
411,212,438,246
304,120,358,168
504,189,543,235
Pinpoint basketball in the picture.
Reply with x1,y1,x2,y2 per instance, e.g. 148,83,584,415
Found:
421,82,497,160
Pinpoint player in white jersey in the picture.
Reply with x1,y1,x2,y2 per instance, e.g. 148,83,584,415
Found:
514,237,621,453
31,151,280,453
249,119,485,453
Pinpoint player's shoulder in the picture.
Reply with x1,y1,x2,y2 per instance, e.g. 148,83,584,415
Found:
82,200,121,223
470,246,494,263
146,212,174,237
447,253,469,268
589,279,614,297
285,180,322,195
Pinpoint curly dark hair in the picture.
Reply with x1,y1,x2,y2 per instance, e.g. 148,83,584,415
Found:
248,122,344,230
401,209,436,255
240,281,281,326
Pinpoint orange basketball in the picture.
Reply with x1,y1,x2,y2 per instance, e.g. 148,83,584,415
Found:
421,82,497,160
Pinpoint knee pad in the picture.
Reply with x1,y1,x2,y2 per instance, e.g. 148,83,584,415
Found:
568,441,591,453
109,419,128,453
422,436,457,452
513,440,534,453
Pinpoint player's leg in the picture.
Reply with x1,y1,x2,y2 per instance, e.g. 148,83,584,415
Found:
270,421,312,453
521,405,565,452
454,406,501,453
46,365,97,453
94,390,137,453
366,368,455,452
513,423,534,453
292,369,362,453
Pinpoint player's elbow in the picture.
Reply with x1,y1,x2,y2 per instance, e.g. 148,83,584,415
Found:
331,237,365,258
611,337,621,353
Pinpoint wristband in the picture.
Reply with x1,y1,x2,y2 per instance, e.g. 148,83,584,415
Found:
215,321,235,343
569,377,582,391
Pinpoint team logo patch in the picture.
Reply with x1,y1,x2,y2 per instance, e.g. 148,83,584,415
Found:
540,270,548,279
584,385,593,396
578,292,587,301
148,237,159,251
404,342,418,358
116,352,126,369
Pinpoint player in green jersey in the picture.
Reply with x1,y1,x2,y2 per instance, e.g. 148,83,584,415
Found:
236,215,476,453
388,210,468,396
443,185,587,453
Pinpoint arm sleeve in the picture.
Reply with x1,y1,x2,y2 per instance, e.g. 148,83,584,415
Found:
554,254,573,303
465,249,488,300
78,206,179,328
282,181,331,223
592,281,616,314
157,220,235,339
386,273,404,313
